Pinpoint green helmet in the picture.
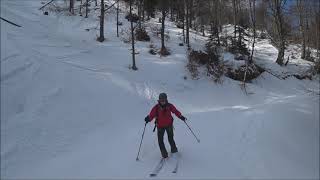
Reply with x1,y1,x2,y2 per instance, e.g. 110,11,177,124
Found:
159,93,167,100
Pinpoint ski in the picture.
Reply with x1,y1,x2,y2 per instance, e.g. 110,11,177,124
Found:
172,160,179,173
171,153,180,173
150,158,165,177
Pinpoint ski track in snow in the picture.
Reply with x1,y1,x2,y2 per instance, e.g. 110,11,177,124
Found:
1,0,319,179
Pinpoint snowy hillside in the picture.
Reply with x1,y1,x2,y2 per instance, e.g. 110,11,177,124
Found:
1,0,319,179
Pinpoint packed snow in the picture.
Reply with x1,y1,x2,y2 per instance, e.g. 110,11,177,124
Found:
1,0,319,179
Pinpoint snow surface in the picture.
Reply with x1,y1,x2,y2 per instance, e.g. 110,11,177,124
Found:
1,0,319,179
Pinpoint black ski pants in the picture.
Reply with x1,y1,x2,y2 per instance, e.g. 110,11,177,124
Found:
157,125,178,158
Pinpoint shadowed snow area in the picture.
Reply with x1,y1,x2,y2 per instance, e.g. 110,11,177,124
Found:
1,0,319,179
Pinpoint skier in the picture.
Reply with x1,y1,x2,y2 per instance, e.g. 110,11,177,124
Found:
144,93,186,158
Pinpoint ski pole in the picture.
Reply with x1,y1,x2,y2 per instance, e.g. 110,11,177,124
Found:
136,122,147,161
184,119,200,143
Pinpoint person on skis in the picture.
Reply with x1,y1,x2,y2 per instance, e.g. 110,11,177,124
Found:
144,93,186,158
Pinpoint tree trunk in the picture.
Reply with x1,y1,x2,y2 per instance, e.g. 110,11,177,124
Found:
216,0,220,46
183,19,185,43
142,0,145,22
182,0,185,43
317,9,320,58
130,0,137,70
236,0,242,47
249,0,256,64
218,0,222,32
138,0,142,29
98,0,105,42
186,0,190,48
189,0,193,29
80,0,83,16
85,0,89,18
161,6,166,50
297,0,306,59
272,0,286,66
276,42,285,65
275,30,286,65
305,14,311,58
301,26,306,59
170,4,174,21
232,0,237,42
202,25,205,36
117,0,119,37
69,0,74,14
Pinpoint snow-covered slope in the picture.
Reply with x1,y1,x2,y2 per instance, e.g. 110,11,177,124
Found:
1,0,319,179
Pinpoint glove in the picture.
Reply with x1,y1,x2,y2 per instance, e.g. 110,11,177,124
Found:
144,115,150,123
179,116,186,121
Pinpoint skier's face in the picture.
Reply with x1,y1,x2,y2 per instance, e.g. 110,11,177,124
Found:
159,99,166,105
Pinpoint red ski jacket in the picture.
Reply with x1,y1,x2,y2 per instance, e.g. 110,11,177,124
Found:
149,103,182,128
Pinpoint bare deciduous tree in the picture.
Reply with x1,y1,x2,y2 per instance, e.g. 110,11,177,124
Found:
159,0,170,55
232,0,238,42
85,0,89,18
117,0,120,37
130,0,138,70
249,0,256,64
268,0,287,66
98,0,105,42
186,0,190,48
69,0,74,14
296,0,306,59
79,0,83,16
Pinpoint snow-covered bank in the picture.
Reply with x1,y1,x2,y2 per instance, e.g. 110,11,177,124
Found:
1,0,319,179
